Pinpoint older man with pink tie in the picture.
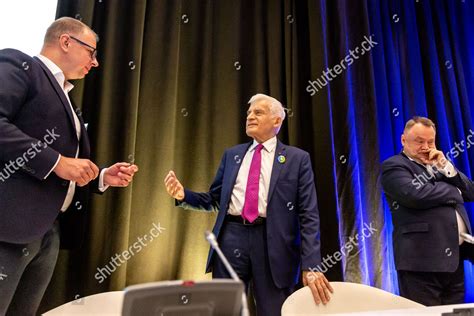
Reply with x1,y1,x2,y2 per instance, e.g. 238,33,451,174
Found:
165,93,332,315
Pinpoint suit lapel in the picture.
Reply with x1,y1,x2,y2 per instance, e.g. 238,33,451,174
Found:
69,99,91,158
400,152,433,178
229,142,252,185
35,57,90,157
222,142,252,209
267,140,286,203
78,116,90,158
34,56,77,132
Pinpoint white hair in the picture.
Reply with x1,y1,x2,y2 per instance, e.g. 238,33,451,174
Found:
247,93,286,121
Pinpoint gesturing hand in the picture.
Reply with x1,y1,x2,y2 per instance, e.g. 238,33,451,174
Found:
53,156,99,187
104,162,139,187
164,170,185,201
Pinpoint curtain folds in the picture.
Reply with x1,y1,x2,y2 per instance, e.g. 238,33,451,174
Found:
40,0,474,312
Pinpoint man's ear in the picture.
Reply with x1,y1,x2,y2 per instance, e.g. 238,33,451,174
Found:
274,116,282,128
59,34,70,51
401,134,406,146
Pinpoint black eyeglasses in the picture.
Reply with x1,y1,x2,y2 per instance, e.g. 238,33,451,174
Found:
68,35,97,60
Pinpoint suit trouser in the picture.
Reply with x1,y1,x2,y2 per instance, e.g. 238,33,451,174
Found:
0,222,60,316
212,220,294,316
397,256,465,306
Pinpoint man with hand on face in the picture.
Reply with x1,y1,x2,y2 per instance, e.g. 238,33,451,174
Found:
382,116,474,305
164,93,333,315
0,17,138,315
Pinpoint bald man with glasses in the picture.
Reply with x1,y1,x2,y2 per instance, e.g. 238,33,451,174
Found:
0,17,138,315
67,35,98,60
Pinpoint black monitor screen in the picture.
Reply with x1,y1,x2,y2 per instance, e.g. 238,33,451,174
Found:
122,280,244,316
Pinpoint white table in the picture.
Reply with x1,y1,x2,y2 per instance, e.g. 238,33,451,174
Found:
43,291,474,316
339,303,474,316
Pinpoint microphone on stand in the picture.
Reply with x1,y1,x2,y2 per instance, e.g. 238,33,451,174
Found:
205,231,249,316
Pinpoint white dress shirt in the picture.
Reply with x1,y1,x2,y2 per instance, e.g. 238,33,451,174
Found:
404,152,468,244
37,55,108,212
227,136,277,218
427,162,468,245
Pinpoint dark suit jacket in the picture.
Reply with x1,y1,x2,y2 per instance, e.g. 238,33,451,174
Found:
381,152,474,272
0,49,97,248
177,140,321,289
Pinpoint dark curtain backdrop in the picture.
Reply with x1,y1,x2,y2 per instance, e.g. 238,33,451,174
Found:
40,0,474,312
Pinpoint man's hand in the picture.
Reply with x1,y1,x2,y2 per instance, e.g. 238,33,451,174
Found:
420,148,448,169
302,271,334,305
104,162,139,187
164,170,185,200
53,156,99,187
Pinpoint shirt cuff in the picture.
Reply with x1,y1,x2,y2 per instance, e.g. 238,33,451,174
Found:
99,168,110,192
44,154,61,179
437,161,457,178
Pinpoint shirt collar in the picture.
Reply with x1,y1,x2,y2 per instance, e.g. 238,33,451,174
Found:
403,151,427,167
403,151,415,162
36,54,74,93
250,136,277,153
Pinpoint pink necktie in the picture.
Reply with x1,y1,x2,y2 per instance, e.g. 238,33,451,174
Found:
242,144,264,223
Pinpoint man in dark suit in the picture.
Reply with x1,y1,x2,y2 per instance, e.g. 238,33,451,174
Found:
164,93,332,315
0,17,138,315
381,116,474,306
